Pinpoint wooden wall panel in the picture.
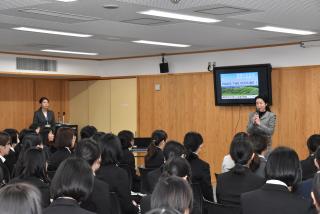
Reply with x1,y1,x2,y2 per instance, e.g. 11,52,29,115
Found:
137,66,320,182
0,78,69,131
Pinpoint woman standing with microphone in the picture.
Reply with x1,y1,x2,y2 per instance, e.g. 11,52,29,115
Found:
32,97,56,129
247,95,276,148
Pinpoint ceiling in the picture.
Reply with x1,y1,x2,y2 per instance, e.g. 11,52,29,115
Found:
0,0,319,59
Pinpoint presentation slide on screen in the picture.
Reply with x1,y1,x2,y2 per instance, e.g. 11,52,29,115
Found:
220,72,259,99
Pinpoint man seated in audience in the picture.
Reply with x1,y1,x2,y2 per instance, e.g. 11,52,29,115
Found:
0,132,11,183
301,134,320,180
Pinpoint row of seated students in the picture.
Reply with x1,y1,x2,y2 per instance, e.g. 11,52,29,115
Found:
1,125,320,214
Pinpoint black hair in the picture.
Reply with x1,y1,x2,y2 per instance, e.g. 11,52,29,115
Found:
230,137,254,174
0,132,10,147
314,147,320,167
80,125,98,139
265,147,301,187
183,132,203,159
162,157,192,183
91,132,106,142
312,173,320,209
118,130,134,150
145,130,168,163
249,134,268,155
19,129,36,142
39,127,54,146
0,183,42,214
255,95,271,112
307,134,320,154
20,148,49,183
51,157,94,202
151,176,193,213
54,127,75,148
146,208,182,214
75,138,101,166
163,141,186,161
98,133,122,165
39,97,49,104
3,129,18,145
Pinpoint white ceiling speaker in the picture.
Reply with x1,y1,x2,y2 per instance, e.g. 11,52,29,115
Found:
170,0,182,4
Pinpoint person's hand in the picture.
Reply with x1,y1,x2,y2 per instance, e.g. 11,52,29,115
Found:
254,115,261,125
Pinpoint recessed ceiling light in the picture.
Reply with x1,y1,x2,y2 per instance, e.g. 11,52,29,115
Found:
132,40,190,47
13,27,92,38
138,10,221,23
56,0,78,2
103,4,119,9
41,49,98,55
255,25,317,35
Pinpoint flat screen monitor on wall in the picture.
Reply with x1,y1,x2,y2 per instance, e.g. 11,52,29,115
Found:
213,64,272,106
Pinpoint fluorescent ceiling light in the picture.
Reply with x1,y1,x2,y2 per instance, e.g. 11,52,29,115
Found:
255,26,316,35
56,0,78,2
13,27,92,38
132,40,190,47
42,49,98,55
138,10,221,23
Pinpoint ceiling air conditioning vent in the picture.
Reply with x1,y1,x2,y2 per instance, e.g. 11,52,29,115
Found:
16,57,57,71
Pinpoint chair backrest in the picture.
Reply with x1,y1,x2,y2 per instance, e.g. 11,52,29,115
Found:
204,200,240,214
110,192,122,214
138,167,157,194
191,183,203,214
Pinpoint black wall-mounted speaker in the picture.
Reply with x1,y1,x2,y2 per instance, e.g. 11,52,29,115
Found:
160,62,169,73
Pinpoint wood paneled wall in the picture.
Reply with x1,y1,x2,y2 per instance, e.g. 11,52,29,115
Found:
137,65,320,181
0,77,69,131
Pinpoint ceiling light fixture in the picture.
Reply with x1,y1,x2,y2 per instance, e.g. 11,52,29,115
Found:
138,10,221,23
255,25,316,35
13,27,92,37
56,0,78,2
171,0,182,4
41,49,98,55
132,40,190,47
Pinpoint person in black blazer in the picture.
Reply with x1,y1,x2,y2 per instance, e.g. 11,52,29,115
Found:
11,148,50,207
0,132,11,183
249,134,269,178
216,138,265,206
241,147,315,214
74,138,112,214
44,157,95,214
3,129,18,175
145,130,167,169
33,97,56,129
118,130,140,191
311,172,320,213
301,134,320,180
96,133,139,214
184,131,213,202
47,127,75,172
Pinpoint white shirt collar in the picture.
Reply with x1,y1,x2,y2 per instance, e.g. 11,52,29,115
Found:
65,147,71,154
258,154,266,160
266,179,288,187
0,155,5,163
10,147,15,152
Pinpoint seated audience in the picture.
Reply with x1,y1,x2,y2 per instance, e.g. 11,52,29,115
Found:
221,132,249,173
39,127,56,158
80,125,97,139
13,133,43,177
216,137,265,206
118,130,140,191
0,183,42,214
47,127,76,172
151,176,193,214
96,133,139,214
44,157,95,214
241,147,315,214
74,138,112,214
249,134,269,178
147,140,186,193
301,134,320,180
15,129,36,158
11,148,50,207
145,130,167,169
312,172,320,213
3,129,19,175
0,132,11,183
184,131,213,201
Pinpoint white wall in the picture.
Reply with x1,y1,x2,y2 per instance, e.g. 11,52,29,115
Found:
1,44,320,77
0,54,100,76
99,44,320,77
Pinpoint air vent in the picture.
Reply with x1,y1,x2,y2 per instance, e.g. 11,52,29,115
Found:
16,57,57,71
121,18,169,25
195,6,251,16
